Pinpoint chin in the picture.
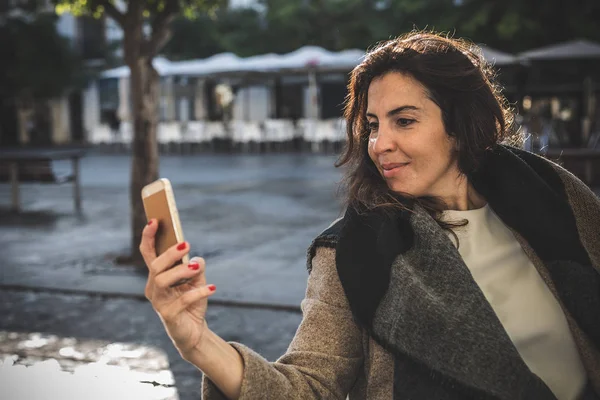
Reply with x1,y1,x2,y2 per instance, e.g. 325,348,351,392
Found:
388,182,421,198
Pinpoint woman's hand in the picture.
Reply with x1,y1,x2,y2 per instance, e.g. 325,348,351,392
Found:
139,219,217,359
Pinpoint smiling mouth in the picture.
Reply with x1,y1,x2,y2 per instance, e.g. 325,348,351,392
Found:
381,163,409,177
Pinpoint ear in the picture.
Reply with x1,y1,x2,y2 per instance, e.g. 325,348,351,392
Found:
447,133,459,151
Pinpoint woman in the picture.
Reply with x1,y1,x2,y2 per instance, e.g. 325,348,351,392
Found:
139,31,600,400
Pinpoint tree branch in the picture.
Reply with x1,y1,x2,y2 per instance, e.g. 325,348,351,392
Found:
92,0,126,27
145,0,180,58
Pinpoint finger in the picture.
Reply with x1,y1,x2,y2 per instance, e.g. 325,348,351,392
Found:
168,256,207,288
160,284,217,322
154,258,206,290
188,257,207,286
145,279,154,301
150,240,190,275
140,219,159,267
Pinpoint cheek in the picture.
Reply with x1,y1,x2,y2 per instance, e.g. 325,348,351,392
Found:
407,147,447,180
415,148,457,185
419,130,455,167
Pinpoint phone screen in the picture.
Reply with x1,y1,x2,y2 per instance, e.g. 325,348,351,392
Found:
143,189,179,257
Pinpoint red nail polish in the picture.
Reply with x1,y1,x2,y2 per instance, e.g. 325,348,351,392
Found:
208,285,216,292
147,220,153,226
188,262,200,270
177,242,187,251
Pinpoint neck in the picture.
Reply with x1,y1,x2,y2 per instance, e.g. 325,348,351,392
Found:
438,175,487,211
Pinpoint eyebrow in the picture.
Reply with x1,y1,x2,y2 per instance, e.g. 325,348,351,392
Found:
366,105,420,119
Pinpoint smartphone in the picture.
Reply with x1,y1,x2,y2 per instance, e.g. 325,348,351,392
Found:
141,178,190,286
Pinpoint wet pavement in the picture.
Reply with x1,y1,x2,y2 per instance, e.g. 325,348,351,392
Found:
0,151,344,399
0,330,178,400
0,290,303,400
0,152,345,306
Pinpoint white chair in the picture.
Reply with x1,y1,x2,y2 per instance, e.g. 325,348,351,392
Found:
245,122,263,144
158,122,183,153
263,119,279,144
264,119,295,151
90,124,113,145
231,120,263,152
231,120,245,144
312,121,335,152
182,121,202,142
297,119,317,146
279,120,295,143
204,121,229,152
183,121,208,153
332,118,347,142
320,118,348,153
205,122,226,141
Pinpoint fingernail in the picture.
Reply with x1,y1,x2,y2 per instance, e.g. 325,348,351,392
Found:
147,220,153,226
207,284,216,292
188,262,200,270
177,242,187,251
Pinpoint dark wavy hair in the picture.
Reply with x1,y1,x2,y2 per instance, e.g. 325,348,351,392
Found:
336,30,517,219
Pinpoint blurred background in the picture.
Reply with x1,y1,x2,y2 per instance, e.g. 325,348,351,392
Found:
0,1,599,399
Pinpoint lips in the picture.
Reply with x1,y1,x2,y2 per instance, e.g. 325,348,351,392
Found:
381,162,410,178
381,163,408,170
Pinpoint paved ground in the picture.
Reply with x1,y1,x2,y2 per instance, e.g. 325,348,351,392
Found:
0,152,345,305
0,289,303,400
0,151,345,399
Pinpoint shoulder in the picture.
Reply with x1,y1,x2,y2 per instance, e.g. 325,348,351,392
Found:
507,145,599,203
306,216,345,274
503,145,572,198
315,215,346,245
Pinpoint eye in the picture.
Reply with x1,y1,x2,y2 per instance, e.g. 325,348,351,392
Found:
368,121,379,132
397,118,414,127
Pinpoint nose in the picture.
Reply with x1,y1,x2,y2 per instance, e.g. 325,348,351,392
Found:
370,123,396,155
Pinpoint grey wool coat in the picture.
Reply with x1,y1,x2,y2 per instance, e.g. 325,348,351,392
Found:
202,147,600,400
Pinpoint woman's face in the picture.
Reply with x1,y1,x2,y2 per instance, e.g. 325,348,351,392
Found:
366,72,460,199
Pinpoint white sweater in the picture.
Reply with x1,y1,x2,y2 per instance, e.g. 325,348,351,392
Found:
442,204,586,400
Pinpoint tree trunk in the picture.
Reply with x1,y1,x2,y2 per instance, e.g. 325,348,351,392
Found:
128,54,160,266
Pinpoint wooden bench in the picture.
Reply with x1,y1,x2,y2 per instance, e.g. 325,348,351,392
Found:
0,148,87,212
